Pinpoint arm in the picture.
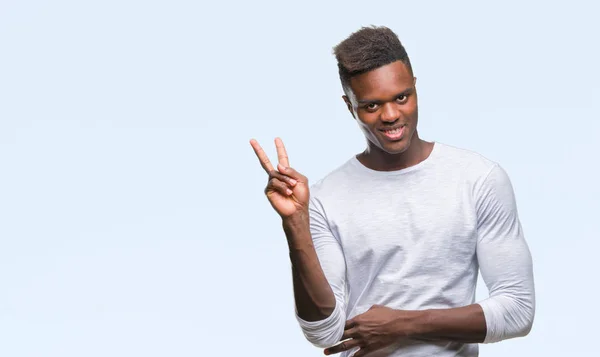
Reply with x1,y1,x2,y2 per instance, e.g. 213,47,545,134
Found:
249,138,347,348
409,163,534,343
285,211,336,321
291,196,348,348
472,164,535,343
325,164,535,356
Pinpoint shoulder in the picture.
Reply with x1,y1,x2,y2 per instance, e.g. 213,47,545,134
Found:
435,142,516,203
305,158,358,220
309,157,357,201
434,141,500,180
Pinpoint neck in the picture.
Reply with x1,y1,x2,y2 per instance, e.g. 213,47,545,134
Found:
358,135,433,172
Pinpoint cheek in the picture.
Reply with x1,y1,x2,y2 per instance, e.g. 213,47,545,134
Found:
407,101,418,119
356,111,378,126
402,106,418,124
358,123,376,138
356,121,381,140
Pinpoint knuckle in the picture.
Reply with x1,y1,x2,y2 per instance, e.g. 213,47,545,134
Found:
268,178,281,189
271,171,286,181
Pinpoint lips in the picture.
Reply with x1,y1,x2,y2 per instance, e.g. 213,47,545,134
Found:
379,125,406,141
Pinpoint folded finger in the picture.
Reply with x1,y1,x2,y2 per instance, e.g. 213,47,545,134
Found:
277,164,307,183
269,170,297,187
266,177,293,196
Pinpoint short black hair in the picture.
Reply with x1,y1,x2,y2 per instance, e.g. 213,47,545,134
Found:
333,25,413,94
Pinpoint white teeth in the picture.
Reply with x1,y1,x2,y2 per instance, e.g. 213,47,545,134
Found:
385,128,401,134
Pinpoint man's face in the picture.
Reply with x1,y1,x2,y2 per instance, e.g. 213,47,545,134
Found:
344,61,418,155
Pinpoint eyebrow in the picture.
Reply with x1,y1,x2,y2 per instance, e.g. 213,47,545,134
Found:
357,87,414,105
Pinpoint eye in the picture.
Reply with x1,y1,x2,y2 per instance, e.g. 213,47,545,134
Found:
365,103,379,111
396,95,408,103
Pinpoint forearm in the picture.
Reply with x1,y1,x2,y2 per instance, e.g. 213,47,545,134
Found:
283,211,336,322
407,304,486,343
324,304,486,355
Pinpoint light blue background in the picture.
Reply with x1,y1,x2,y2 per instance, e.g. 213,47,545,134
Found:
1,1,598,356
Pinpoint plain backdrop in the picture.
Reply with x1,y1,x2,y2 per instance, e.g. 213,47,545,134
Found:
1,1,598,356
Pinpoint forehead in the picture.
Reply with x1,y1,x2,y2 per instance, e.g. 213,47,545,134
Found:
349,61,413,99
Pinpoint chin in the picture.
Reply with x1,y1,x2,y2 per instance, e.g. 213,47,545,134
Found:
379,139,412,155
383,145,410,155
366,131,414,155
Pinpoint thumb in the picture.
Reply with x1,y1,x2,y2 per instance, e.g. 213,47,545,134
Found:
278,163,307,182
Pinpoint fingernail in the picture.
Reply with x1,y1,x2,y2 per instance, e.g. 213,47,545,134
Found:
286,189,293,195
289,178,297,185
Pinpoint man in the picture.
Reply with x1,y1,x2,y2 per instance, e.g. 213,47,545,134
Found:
250,26,534,357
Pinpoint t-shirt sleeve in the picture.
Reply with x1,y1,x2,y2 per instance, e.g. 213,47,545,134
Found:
295,195,347,348
474,164,536,343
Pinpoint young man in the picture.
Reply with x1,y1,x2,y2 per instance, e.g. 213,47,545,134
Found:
250,26,534,357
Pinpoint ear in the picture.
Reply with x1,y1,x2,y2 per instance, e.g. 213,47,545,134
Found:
342,95,355,119
413,76,417,86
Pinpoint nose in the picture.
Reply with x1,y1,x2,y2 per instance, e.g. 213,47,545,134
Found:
380,102,400,123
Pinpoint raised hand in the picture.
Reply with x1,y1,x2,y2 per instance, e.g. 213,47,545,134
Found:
250,137,309,218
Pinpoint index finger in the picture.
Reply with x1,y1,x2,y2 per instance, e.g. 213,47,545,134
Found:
324,339,359,355
274,137,290,168
344,318,356,330
250,139,275,173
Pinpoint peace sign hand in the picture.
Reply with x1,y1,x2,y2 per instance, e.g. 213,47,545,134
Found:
250,137,310,218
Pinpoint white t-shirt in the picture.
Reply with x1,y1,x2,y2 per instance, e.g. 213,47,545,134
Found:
296,142,535,357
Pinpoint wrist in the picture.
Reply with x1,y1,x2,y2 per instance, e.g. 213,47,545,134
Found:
282,210,309,229
282,210,311,249
392,309,431,339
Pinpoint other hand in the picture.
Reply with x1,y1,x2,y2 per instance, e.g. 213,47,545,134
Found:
325,305,411,357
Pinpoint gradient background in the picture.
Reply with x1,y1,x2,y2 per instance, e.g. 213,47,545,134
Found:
1,1,598,356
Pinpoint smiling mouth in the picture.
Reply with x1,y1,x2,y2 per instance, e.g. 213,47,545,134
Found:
379,125,406,140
